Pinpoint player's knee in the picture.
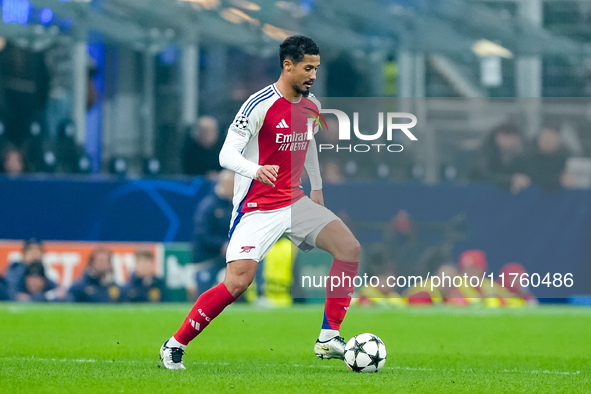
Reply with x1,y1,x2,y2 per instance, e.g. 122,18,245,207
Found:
225,274,253,298
339,238,361,262
349,239,362,261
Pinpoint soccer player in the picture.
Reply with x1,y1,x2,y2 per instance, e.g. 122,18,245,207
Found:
160,35,361,370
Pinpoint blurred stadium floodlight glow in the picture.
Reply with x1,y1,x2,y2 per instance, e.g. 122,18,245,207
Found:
178,0,220,10
472,39,513,59
262,23,294,41
220,7,260,26
159,45,177,65
275,0,309,18
1,0,31,24
230,0,260,12
39,7,52,24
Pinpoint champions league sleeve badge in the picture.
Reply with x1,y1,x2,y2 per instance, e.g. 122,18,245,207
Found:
230,115,249,137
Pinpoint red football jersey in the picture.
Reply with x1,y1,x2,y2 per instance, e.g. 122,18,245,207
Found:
227,84,319,215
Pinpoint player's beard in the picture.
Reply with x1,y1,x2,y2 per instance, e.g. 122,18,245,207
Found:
293,82,311,97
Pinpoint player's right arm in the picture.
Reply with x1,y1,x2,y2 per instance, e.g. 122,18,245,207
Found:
219,100,278,187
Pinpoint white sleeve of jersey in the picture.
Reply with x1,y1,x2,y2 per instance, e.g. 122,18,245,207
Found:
303,93,322,189
219,98,266,179
304,136,322,190
219,131,261,179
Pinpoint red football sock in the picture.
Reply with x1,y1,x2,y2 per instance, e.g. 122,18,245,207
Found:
173,282,236,345
322,259,359,331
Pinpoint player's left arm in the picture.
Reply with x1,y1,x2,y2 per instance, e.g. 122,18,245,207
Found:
305,94,324,206
305,136,324,206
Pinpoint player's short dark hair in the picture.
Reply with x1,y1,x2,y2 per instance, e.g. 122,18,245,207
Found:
279,35,319,69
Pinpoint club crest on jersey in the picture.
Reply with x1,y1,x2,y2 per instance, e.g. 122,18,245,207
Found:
240,246,256,253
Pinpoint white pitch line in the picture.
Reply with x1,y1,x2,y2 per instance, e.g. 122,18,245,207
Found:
3,357,582,375
500,368,581,375
388,366,581,376
3,357,99,363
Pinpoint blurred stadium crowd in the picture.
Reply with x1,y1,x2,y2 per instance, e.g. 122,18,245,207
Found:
0,104,582,192
0,178,540,308
0,238,166,302
0,236,539,307
355,248,538,308
1,0,591,182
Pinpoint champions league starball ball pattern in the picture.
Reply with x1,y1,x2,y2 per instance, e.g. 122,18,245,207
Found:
234,115,249,130
344,333,387,373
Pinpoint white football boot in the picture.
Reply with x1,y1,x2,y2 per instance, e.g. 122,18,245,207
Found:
159,340,186,370
314,336,346,360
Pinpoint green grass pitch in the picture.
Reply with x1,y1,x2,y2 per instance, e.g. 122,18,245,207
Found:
1,303,589,393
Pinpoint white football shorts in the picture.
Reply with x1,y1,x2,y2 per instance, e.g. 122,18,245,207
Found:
226,196,340,263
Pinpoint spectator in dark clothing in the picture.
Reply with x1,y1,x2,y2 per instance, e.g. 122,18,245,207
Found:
0,120,8,156
22,121,45,172
0,274,9,301
527,128,572,191
321,160,346,185
4,238,44,299
122,249,166,302
470,123,531,193
181,116,222,177
316,118,359,182
193,170,234,295
68,247,120,303
14,261,60,302
54,120,85,174
0,43,49,146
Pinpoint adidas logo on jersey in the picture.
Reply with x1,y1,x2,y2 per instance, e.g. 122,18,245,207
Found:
276,119,289,128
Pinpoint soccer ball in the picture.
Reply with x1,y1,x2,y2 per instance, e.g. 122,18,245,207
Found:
344,333,387,373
